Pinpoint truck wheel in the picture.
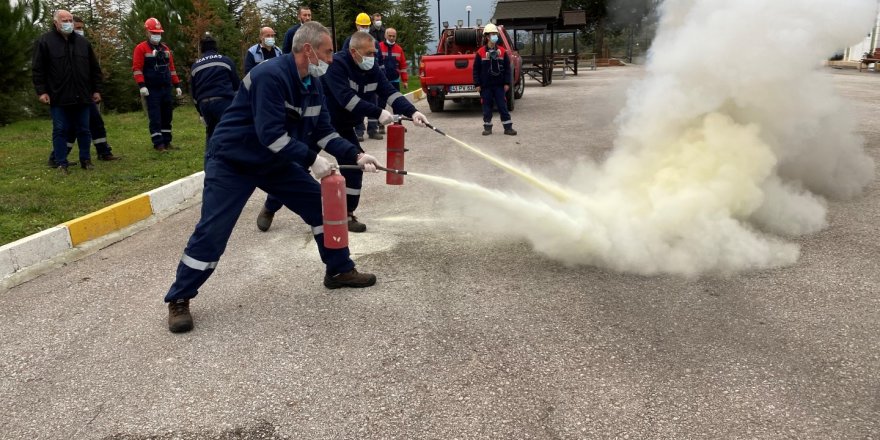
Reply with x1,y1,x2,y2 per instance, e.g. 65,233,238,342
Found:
428,95,445,112
506,85,515,112
514,71,525,99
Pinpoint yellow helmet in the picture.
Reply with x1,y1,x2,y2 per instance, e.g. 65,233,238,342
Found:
482,23,498,34
355,13,371,26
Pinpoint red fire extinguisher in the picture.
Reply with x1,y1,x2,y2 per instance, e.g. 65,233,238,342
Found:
386,122,405,185
320,168,348,249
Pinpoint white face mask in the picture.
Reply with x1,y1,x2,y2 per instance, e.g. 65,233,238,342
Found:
386,39,394,46
264,37,275,47
357,26,369,33
74,29,85,36
307,49,328,77
374,20,382,27
60,22,74,34
150,34,162,44
355,50,375,70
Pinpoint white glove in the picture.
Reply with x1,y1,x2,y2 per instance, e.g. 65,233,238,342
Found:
311,155,333,179
139,87,149,97
411,111,429,127
175,88,182,97
357,153,380,173
378,109,394,125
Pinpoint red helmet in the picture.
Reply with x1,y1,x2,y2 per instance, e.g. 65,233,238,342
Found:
144,17,164,33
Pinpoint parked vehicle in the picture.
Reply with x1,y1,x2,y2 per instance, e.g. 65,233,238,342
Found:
419,24,524,112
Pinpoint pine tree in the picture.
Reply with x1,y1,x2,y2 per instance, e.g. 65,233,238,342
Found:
1,0,44,124
386,0,431,68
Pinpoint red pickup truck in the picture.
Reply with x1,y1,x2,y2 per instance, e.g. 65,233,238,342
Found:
419,24,525,112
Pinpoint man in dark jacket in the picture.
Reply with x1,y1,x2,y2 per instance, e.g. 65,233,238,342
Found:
32,9,104,173
190,33,239,143
281,6,311,55
47,15,119,167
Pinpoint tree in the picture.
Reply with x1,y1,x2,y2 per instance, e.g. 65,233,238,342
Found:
386,0,432,68
0,0,44,124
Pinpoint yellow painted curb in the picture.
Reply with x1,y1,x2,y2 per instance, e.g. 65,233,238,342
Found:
63,194,153,246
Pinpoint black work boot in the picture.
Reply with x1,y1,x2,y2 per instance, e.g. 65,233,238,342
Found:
503,127,517,136
168,299,193,333
257,207,275,232
378,123,386,134
98,152,121,161
482,125,492,136
347,213,367,233
368,132,384,140
324,268,377,289
57,164,69,175
81,159,95,170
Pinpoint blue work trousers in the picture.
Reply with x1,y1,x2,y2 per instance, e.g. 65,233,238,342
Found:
199,97,233,146
164,156,356,303
480,86,512,128
50,104,91,166
264,127,364,215
51,103,111,164
145,87,174,147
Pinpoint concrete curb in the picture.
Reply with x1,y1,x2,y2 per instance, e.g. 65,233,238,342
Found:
0,87,424,289
0,171,205,289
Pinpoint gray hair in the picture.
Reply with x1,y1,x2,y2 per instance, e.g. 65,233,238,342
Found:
349,31,375,52
292,21,330,53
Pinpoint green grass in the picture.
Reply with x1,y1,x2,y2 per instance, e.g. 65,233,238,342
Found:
404,75,422,93
0,105,205,246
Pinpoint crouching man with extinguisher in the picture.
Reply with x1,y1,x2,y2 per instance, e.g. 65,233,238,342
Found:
256,30,429,234
163,22,381,334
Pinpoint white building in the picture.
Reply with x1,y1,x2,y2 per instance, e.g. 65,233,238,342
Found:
844,9,880,60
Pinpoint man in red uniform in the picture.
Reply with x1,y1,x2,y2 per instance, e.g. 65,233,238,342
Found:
377,27,408,134
132,17,182,152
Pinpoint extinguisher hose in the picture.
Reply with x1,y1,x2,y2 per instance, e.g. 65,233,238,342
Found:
337,164,408,175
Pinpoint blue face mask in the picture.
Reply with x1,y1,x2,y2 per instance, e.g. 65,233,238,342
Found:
355,50,375,70
489,35,499,44
60,22,74,34
150,34,162,44
264,37,275,47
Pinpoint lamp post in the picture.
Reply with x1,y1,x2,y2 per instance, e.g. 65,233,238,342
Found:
466,5,471,27
437,0,441,39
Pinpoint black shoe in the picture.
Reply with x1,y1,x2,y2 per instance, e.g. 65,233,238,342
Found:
81,159,94,170
165,143,178,150
504,128,517,136
482,126,492,136
57,164,69,175
356,134,365,142
324,268,377,289
47,157,56,168
154,144,168,152
168,299,194,333
98,153,120,161
257,207,275,232
368,132,384,140
347,214,366,233
378,125,386,134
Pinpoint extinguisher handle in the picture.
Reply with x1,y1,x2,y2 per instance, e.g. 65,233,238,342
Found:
337,164,407,175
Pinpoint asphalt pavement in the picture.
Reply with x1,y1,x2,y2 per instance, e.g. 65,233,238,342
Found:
1,66,879,439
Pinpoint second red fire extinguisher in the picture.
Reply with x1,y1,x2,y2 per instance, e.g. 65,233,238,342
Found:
320,168,348,249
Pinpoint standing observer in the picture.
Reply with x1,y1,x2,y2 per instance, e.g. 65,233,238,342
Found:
132,17,182,152
244,27,281,75
377,27,409,134
473,23,516,136
190,33,239,144
32,9,104,174
281,6,312,55
47,15,120,167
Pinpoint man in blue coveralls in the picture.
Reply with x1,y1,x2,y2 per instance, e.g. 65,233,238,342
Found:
255,31,429,234
164,22,381,334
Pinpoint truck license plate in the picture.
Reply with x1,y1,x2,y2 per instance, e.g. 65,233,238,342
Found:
449,85,475,92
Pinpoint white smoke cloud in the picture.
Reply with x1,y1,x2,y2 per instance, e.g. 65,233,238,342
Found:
434,0,877,275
